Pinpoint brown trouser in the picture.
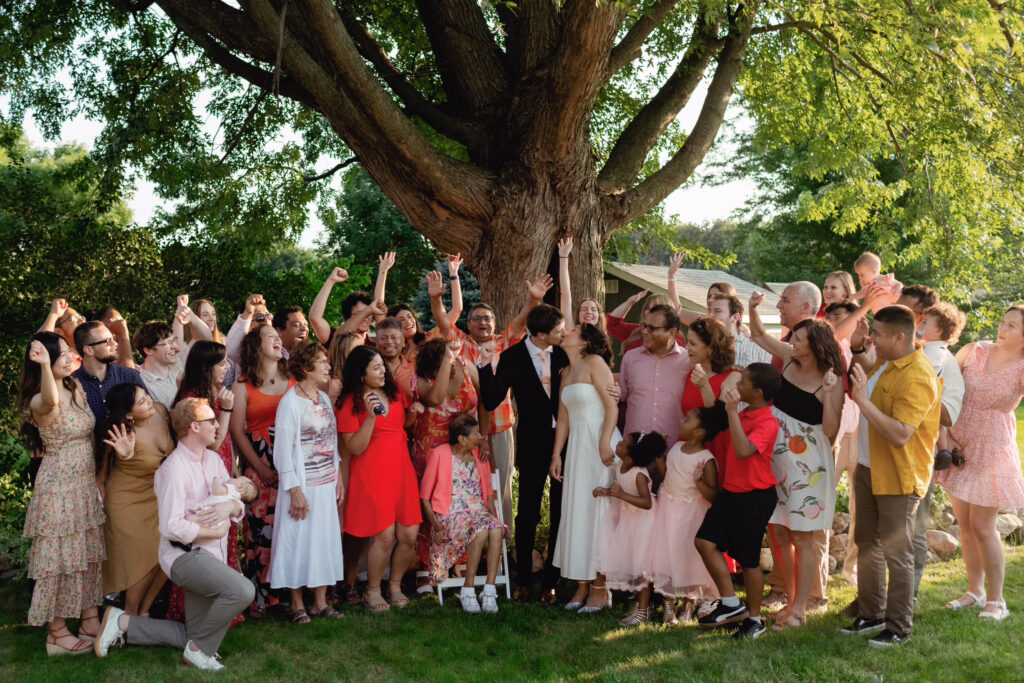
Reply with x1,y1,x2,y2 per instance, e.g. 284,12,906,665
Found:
853,465,920,637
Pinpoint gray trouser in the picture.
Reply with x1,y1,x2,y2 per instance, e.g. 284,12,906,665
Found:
126,549,254,656
912,472,936,599
492,429,515,532
854,466,920,637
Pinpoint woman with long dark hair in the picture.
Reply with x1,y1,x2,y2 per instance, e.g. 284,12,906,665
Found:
336,345,424,611
19,332,104,655
167,340,239,624
99,384,173,617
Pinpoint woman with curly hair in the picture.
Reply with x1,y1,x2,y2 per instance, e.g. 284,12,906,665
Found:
547,324,620,611
750,293,846,630
336,345,425,611
229,324,294,618
681,317,740,415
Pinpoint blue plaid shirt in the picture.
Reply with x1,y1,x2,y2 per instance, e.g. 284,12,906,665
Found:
72,363,148,423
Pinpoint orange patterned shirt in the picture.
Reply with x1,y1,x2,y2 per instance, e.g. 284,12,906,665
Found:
448,325,525,434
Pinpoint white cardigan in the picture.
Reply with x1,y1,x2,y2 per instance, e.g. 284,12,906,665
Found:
273,387,340,492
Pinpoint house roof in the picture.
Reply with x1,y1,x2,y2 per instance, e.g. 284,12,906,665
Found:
764,282,792,294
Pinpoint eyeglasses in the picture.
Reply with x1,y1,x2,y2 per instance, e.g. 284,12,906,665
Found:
640,324,667,332
469,315,495,323
193,417,217,426
86,337,116,347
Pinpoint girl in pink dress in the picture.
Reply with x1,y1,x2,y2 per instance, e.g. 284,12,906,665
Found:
938,306,1024,621
649,408,722,625
591,431,668,626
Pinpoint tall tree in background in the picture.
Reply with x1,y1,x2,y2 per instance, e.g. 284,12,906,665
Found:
3,1,1021,321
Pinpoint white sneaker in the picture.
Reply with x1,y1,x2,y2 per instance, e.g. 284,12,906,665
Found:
94,606,125,658
459,590,481,614
183,641,225,671
480,587,499,614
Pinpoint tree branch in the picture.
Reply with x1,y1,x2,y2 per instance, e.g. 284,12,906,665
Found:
500,0,559,76
598,12,721,193
301,157,357,183
608,0,683,76
413,0,510,117
988,0,1016,51
614,5,757,227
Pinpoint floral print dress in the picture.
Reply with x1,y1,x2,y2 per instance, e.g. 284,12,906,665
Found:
428,454,502,584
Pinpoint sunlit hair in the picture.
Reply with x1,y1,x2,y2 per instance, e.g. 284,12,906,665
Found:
132,321,173,356
18,332,81,452
791,319,845,375
923,302,967,345
337,345,398,413
707,282,738,300
240,325,289,386
825,271,857,301
171,397,209,440
186,299,225,344
901,284,939,312
575,298,606,334
415,338,451,381
327,332,360,381
688,317,734,373
855,251,882,270
287,339,327,382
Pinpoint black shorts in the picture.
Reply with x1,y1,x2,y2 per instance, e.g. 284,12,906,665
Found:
696,487,777,569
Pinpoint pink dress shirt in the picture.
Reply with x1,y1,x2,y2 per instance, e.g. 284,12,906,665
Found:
619,342,691,447
154,441,244,576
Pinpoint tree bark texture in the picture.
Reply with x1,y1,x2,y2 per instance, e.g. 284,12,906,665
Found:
154,0,761,325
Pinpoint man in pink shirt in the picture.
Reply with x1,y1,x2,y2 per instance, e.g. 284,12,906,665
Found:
94,398,253,672
618,305,691,447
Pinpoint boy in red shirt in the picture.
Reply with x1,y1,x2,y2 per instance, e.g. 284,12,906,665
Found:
696,362,782,639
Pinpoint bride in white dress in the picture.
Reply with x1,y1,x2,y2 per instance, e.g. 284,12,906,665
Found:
550,323,621,612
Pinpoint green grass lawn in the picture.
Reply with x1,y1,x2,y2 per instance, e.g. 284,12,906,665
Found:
1,546,1022,682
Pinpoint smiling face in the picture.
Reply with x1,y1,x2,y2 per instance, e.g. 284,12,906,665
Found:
706,286,725,311
578,299,601,326
869,319,904,361
197,302,217,332
376,326,404,361
822,276,848,305
917,313,943,343
191,403,218,446
777,286,810,329
130,386,156,421
84,326,118,364
394,309,418,339
279,311,309,350
458,426,483,451
363,353,387,389
211,355,230,386
826,306,853,328
789,326,812,360
641,311,673,353
707,299,737,333
50,339,76,379
467,306,496,343
310,352,331,385
148,333,179,367
259,325,283,360
686,329,710,365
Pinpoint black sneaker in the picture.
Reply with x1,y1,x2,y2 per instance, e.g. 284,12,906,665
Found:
868,629,908,648
732,618,767,640
697,601,749,629
839,617,886,636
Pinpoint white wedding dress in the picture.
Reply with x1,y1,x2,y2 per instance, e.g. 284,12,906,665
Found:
551,383,620,581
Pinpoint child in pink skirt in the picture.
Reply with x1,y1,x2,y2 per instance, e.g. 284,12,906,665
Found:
852,252,902,314
649,407,724,625
591,431,668,626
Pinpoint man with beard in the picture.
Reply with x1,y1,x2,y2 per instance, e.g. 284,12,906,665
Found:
72,321,147,424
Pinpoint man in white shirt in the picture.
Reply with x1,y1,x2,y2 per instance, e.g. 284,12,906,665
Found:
94,398,253,672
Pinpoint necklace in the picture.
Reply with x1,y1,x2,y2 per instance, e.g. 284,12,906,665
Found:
296,382,319,405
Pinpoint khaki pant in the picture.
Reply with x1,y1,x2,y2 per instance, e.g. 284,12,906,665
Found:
491,429,515,532
835,430,858,585
126,549,254,656
853,466,920,637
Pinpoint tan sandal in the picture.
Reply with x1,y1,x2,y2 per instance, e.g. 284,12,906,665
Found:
363,586,390,612
388,581,409,608
46,625,92,656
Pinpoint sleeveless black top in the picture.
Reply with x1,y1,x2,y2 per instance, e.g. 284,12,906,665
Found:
774,363,824,425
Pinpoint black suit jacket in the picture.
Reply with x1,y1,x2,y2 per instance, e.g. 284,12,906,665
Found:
477,337,569,471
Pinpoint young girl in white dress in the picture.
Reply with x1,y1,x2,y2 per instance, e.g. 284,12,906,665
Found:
591,431,668,626
649,407,724,624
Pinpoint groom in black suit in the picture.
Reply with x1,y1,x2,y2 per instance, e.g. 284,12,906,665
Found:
477,304,568,603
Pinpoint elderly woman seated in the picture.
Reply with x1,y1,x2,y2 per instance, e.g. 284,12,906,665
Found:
420,413,507,614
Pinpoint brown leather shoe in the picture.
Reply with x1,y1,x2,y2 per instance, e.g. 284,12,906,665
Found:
539,589,557,605
512,586,532,603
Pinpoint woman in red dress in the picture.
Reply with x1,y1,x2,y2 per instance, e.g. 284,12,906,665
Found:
167,341,242,625
336,346,424,612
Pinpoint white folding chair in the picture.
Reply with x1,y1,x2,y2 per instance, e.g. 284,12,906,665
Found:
436,469,512,605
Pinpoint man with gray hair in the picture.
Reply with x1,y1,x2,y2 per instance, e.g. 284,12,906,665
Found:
764,280,832,613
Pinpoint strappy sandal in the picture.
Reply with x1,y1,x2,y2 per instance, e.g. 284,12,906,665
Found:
290,608,311,624
945,590,986,610
388,581,410,608
363,586,390,612
77,613,100,643
677,598,696,623
663,599,679,626
771,613,806,631
979,600,1010,621
340,583,362,604
46,625,92,656
310,605,345,620
618,604,649,627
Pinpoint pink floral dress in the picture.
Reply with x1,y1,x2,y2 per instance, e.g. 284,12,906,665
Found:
428,454,502,584
938,342,1024,508
23,392,105,625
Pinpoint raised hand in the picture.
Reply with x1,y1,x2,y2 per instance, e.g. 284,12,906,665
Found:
447,338,463,360
245,294,265,317
447,253,463,277
50,298,68,317
378,251,396,274
668,252,684,277
851,316,870,350
369,299,388,317
749,291,765,310
28,340,49,365
327,267,349,284
629,289,649,305
217,386,235,411
690,363,709,389
177,294,189,309
426,271,445,298
103,423,136,460
849,364,869,405
557,236,573,258
176,306,191,325
722,386,742,412
526,273,554,301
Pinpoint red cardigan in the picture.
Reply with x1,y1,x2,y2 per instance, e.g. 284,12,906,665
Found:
419,444,494,515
